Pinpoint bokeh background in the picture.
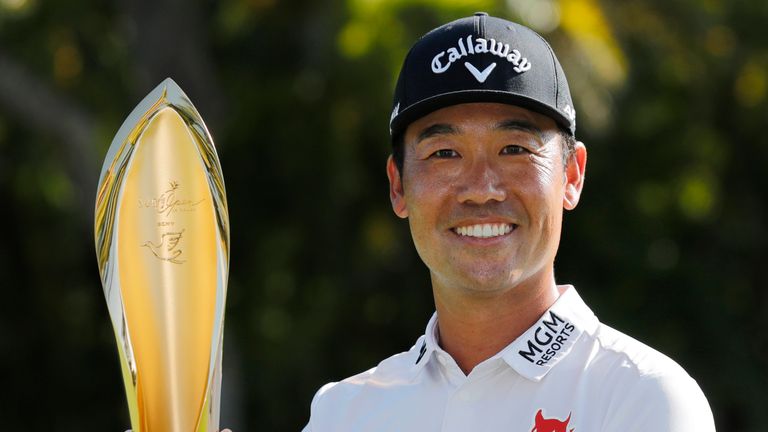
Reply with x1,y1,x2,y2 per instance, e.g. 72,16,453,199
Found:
0,0,766,430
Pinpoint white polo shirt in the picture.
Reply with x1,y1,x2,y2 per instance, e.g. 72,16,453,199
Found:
303,286,715,431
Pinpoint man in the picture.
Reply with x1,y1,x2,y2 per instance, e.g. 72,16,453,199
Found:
304,12,715,431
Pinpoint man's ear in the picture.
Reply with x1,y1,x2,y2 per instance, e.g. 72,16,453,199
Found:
563,141,587,210
386,155,408,218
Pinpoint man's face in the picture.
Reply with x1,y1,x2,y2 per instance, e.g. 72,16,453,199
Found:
387,103,586,297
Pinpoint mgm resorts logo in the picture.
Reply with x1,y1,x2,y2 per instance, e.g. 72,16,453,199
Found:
518,311,576,366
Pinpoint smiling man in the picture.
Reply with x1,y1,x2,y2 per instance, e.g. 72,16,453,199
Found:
303,13,715,431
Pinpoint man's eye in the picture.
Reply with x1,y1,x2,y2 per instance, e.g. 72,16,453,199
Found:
430,149,459,158
500,145,527,155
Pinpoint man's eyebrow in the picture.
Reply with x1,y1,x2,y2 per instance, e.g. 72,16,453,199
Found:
416,123,459,144
494,119,544,139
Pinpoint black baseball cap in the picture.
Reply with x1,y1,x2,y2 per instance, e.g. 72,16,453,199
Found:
390,12,576,138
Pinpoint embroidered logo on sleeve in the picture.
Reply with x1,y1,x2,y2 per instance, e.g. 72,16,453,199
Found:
531,409,574,432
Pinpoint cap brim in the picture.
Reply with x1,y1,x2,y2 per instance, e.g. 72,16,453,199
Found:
390,90,574,138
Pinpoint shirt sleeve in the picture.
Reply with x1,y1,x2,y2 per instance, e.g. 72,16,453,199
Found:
601,372,715,431
303,381,338,432
302,388,320,432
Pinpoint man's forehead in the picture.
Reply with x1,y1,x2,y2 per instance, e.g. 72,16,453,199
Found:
405,102,558,143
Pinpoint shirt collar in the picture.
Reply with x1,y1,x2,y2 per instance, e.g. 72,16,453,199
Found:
411,312,439,371
501,286,598,381
413,286,598,381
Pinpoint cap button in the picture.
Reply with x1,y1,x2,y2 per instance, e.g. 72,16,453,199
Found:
474,11,488,17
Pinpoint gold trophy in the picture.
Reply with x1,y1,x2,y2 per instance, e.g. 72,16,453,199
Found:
94,78,229,432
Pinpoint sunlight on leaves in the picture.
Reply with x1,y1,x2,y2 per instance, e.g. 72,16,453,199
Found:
678,173,717,220
362,212,398,259
0,0,30,14
734,60,767,108
506,0,561,33
339,0,493,58
338,21,374,58
705,25,736,57
50,30,83,86
560,0,626,88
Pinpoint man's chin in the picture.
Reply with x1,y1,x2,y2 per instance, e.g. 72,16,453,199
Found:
437,267,524,297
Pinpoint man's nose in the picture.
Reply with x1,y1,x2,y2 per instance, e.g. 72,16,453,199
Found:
455,159,506,204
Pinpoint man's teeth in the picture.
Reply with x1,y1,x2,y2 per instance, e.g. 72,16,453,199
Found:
454,223,513,238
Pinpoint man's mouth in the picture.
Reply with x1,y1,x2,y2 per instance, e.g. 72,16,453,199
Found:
452,223,516,238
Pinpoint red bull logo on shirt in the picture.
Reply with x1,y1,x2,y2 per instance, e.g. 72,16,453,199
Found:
530,409,574,432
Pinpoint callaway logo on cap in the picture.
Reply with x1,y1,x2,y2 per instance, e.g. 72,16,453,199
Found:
390,12,576,137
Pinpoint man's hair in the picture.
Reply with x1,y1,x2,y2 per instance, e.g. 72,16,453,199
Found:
391,127,576,177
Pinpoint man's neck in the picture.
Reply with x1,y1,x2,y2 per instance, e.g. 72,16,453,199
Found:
432,273,562,375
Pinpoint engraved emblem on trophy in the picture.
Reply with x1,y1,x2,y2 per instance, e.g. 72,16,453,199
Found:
94,78,229,432
139,180,205,265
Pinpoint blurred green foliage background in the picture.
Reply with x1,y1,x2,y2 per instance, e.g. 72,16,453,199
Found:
0,0,766,430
